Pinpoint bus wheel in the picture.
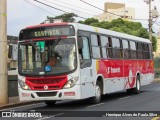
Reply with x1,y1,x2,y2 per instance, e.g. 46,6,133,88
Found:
127,76,141,94
132,75,141,94
91,81,102,104
45,101,56,106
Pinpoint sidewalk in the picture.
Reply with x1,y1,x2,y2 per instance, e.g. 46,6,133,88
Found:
0,96,42,110
0,78,160,110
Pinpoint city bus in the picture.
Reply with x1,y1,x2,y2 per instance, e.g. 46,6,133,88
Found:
17,22,154,105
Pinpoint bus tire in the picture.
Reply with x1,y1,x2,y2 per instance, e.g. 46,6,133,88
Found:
127,75,141,94
91,81,102,104
132,75,141,94
45,101,56,106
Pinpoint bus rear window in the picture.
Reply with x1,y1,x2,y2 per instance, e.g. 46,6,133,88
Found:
19,25,75,40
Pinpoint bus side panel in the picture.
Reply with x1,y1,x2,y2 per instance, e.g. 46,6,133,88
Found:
123,60,138,89
97,59,125,94
138,60,154,86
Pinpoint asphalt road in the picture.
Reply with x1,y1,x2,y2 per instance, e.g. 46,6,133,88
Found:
1,82,160,120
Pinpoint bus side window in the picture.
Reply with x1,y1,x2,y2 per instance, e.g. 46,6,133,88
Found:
79,36,90,60
130,41,137,59
143,44,150,59
108,37,113,58
91,34,101,59
112,37,122,59
137,42,143,59
122,39,130,59
100,36,108,58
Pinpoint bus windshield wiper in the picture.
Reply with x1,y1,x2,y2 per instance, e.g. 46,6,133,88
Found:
55,37,61,46
53,37,61,50
29,39,36,49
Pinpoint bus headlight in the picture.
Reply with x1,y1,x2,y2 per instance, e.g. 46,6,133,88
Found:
19,80,30,90
63,77,79,89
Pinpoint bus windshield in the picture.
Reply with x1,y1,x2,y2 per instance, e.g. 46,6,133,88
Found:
18,38,77,76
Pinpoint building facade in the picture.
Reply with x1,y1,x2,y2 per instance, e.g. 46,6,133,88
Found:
94,2,135,22
7,35,18,69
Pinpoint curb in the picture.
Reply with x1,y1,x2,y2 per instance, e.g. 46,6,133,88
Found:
0,101,42,110
152,78,160,83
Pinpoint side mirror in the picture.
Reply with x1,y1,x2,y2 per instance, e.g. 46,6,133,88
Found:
8,45,12,58
78,37,83,49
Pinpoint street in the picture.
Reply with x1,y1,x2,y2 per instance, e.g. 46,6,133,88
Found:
0,82,160,120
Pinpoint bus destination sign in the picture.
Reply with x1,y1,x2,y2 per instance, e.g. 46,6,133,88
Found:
19,25,75,40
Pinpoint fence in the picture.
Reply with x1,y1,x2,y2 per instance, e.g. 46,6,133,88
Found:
154,57,160,78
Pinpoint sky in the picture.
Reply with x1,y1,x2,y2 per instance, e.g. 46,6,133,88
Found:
7,0,160,36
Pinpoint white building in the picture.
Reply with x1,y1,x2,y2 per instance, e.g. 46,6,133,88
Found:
94,2,135,22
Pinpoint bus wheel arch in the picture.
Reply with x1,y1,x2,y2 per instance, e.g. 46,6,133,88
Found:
96,76,104,94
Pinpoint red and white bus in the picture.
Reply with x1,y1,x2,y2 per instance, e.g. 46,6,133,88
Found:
18,22,154,105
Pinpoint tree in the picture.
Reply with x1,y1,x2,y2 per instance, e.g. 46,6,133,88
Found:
152,36,157,52
52,13,78,22
78,18,157,52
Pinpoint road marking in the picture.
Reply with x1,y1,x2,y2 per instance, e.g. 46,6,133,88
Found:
151,117,160,120
86,103,104,108
119,96,130,100
36,117,50,120
36,113,64,120
54,113,64,117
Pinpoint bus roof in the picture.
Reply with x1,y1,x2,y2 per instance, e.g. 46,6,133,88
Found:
70,23,150,44
24,22,151,44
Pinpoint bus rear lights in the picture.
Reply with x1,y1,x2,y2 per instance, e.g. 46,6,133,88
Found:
64,92,75,96
63,77,79,89
19,80,31,90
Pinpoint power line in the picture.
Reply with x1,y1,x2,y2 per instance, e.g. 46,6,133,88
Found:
43,0,95,16
33,0,87,19
155,22,160,26
79,0,148,21
24,0,55,16
52,0,101,15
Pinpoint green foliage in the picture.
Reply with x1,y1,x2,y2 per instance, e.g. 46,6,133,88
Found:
78,18,157,52
78,18,98,25
53,13,78,22
152,36,157,52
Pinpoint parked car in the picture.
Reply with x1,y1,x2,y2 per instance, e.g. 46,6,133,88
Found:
8,68,18,75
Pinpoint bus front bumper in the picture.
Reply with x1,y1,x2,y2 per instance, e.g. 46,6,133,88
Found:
18,85,81,101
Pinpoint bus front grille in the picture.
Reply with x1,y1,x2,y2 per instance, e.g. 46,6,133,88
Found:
25,75,67,90
36,92,57,97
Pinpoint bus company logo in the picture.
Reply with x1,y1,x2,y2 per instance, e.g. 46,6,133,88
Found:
107,67,120,74
44,85,48,90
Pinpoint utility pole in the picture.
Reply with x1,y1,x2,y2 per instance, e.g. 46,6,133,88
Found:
144,0,152,41
148,0,152,42
144,0,159,41
0,0,8,105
